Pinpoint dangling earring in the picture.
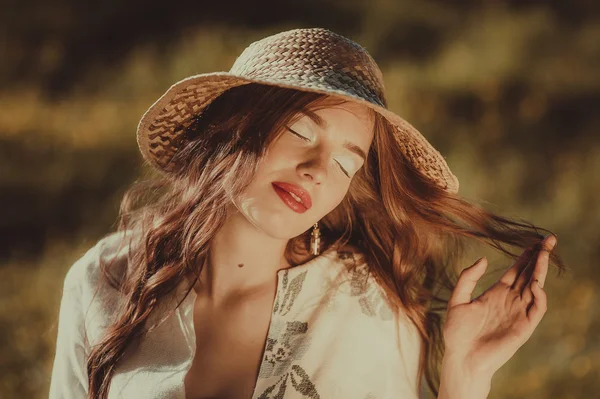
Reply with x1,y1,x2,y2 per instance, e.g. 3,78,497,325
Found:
310,221,321,255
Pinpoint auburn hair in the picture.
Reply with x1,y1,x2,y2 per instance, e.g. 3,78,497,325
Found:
85,83,566,398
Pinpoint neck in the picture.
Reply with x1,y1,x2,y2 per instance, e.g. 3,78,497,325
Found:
193,205,296,305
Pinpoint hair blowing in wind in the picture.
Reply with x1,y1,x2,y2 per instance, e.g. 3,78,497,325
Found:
84,83,566,399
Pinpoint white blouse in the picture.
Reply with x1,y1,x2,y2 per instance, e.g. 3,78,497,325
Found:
49,230,424,398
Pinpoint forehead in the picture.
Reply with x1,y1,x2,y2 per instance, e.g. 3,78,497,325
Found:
298,99,375,141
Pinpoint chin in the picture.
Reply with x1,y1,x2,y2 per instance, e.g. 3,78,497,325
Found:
257,219,309,240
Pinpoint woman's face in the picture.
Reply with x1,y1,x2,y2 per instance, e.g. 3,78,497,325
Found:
233,100,375,240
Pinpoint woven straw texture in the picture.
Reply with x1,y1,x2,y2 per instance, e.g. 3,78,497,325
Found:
136,27,459,193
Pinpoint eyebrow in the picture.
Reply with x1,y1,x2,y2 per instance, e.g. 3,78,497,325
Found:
301,109,368,162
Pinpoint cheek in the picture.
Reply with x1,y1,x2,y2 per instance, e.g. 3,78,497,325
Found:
255,141,290,175
260,137,293,166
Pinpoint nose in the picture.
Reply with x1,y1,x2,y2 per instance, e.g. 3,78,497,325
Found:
297,151,329,184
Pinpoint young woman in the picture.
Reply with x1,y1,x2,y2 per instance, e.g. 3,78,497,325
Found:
49,28,565,399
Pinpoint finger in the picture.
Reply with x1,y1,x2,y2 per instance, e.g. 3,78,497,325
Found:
513,249,537,295
521,279,534,304
529,234,557,289
527,279,547,325
448,257,488,309
499,246,534,287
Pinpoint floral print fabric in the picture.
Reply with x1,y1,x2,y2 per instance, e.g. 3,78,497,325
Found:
49,231,424,399
251,249,422,398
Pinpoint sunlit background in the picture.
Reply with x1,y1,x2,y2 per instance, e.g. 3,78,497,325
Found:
1,0,598,398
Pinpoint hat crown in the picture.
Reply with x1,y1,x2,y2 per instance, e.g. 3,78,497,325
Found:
229,28,387,107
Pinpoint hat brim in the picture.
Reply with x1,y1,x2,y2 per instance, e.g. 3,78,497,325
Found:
136,72,459,194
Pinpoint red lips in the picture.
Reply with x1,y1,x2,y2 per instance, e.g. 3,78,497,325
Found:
271,181,312,209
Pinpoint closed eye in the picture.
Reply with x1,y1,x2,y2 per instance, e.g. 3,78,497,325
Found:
334,160,350,177
287,127,310,142
287,127,350,178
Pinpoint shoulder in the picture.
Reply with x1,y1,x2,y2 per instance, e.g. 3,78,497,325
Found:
61,229,145,343
335,248,424,394
305,246,425,395
63,229,138,296
61,229,143,343
328,247,394,321
328,246,423,359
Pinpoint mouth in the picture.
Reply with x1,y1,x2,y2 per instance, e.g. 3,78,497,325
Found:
271,181,313,210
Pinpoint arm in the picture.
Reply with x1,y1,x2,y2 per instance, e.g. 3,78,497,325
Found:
437,353,492,399
49,248,95,398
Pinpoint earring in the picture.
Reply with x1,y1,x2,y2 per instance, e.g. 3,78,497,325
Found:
310,222,321,255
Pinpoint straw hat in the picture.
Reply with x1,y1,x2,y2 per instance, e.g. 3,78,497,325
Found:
136,27,459,194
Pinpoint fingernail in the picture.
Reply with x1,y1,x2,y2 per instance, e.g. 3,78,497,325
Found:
473,256,485,265
543,233,555,245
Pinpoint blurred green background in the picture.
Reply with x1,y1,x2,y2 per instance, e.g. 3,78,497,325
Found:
1,0,598,398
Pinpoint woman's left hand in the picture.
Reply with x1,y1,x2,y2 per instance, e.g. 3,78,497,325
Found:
442,233,557,379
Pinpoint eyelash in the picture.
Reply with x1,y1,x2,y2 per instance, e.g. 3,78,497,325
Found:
287,128,350,177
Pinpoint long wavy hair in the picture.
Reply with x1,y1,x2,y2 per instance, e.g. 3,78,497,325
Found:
86,82,566,398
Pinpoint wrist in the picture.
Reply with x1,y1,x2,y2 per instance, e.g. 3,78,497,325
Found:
438,353,493,399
